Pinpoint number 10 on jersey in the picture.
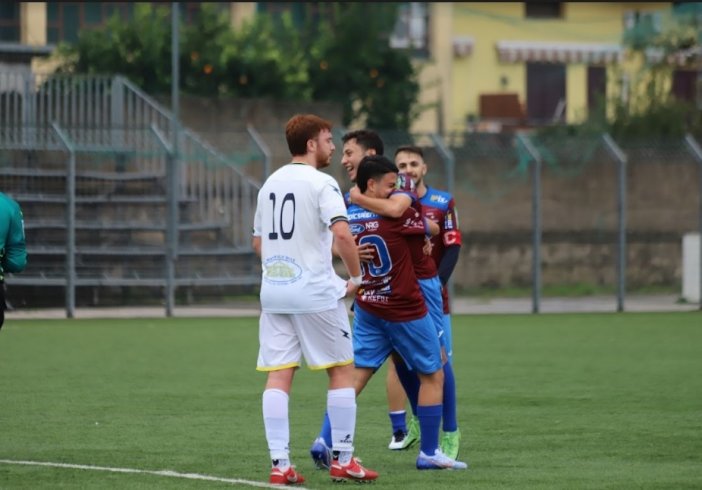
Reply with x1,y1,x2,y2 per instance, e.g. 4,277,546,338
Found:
268,192,296,240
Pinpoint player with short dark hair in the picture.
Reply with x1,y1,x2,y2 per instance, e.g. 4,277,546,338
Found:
340,130,385,184
312,155,466,470
348,145,463,459
346,155,466,470
394,144,463,459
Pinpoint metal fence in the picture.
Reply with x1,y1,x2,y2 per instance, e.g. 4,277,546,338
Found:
206,126,702,312
0,72,262,317
1,70,701,315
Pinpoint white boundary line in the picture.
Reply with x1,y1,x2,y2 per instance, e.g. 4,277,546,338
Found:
0,459,310,489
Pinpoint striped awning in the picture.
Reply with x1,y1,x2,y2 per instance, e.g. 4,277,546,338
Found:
496,40,622,64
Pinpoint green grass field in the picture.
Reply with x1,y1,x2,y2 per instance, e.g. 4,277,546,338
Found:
1,312,701,489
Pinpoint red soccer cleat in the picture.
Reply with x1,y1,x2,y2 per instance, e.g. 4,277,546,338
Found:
269,465,305,485
330,456,378,483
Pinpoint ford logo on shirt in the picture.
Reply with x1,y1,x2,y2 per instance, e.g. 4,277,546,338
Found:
349,223,365,235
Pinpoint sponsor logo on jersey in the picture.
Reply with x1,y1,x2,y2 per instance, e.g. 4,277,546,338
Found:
348,210,379,221
430,194,449,204
365,221,379,231
360,293,390,304
263,255,303,285
350,223,365,235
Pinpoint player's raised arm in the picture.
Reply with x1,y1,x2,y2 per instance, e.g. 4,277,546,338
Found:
349,185,412,218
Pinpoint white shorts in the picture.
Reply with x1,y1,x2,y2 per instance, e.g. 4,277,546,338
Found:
256,300,354,371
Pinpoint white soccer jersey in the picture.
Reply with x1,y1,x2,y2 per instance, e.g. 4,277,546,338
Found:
253,163,349,313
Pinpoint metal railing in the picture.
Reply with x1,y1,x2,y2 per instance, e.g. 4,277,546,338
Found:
1,69,701,313
0,71,262,317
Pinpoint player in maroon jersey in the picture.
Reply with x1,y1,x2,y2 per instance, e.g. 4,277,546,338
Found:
395,145,463,459
349,146,463,459
348,155,467,470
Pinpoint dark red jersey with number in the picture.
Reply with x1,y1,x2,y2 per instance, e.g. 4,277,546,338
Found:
347,202,427,322
420,186,462,313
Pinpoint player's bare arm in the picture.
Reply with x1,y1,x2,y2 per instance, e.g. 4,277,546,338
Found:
252,236,262,257
349,186,412,218
330,220,363,297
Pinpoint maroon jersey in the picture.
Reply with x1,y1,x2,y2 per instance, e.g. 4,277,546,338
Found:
420,186,462,313
393,173,437,280
347,202,427,322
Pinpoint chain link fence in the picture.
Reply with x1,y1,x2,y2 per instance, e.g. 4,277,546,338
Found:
192,125,702,310
2,70,700,313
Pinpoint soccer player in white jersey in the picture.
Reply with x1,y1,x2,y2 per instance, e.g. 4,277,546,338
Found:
252,114,378,485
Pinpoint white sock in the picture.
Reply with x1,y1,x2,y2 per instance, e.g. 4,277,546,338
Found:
262,388,289,461
272,458,290,470
327,387,356,456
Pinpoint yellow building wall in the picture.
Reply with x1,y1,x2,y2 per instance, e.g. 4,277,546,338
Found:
416,1,672,133
412,3,454,133
230,2,257,30
16,1,676,133
20,2,47,46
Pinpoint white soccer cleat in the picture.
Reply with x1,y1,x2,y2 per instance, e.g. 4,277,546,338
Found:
416,449,468,470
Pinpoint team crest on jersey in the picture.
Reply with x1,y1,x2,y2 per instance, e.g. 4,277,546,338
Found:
263,255,302,285
365,221,379,231
349,223,365,235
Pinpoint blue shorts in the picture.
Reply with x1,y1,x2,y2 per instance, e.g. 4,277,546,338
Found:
418,276,447,352
353,305,443,375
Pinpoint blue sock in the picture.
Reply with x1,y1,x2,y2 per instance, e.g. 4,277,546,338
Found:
320,411,332,447
394,360,420,416
417,403,442,456
442,361,458,432
389,410,407,433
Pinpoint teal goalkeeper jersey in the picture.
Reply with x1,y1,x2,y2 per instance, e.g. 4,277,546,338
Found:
0,192,27,280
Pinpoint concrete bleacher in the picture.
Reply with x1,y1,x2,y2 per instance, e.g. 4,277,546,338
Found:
0,73,261,309
2,148,260,307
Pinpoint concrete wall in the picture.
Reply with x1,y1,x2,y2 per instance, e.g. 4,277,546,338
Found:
169,95,699,292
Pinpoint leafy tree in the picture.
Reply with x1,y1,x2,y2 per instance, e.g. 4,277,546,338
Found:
221,12,311,99
543,5,702,141
57,3,173,93
613,4,702,139
180,4,234,96
306,3,420,130
54,2,420,129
